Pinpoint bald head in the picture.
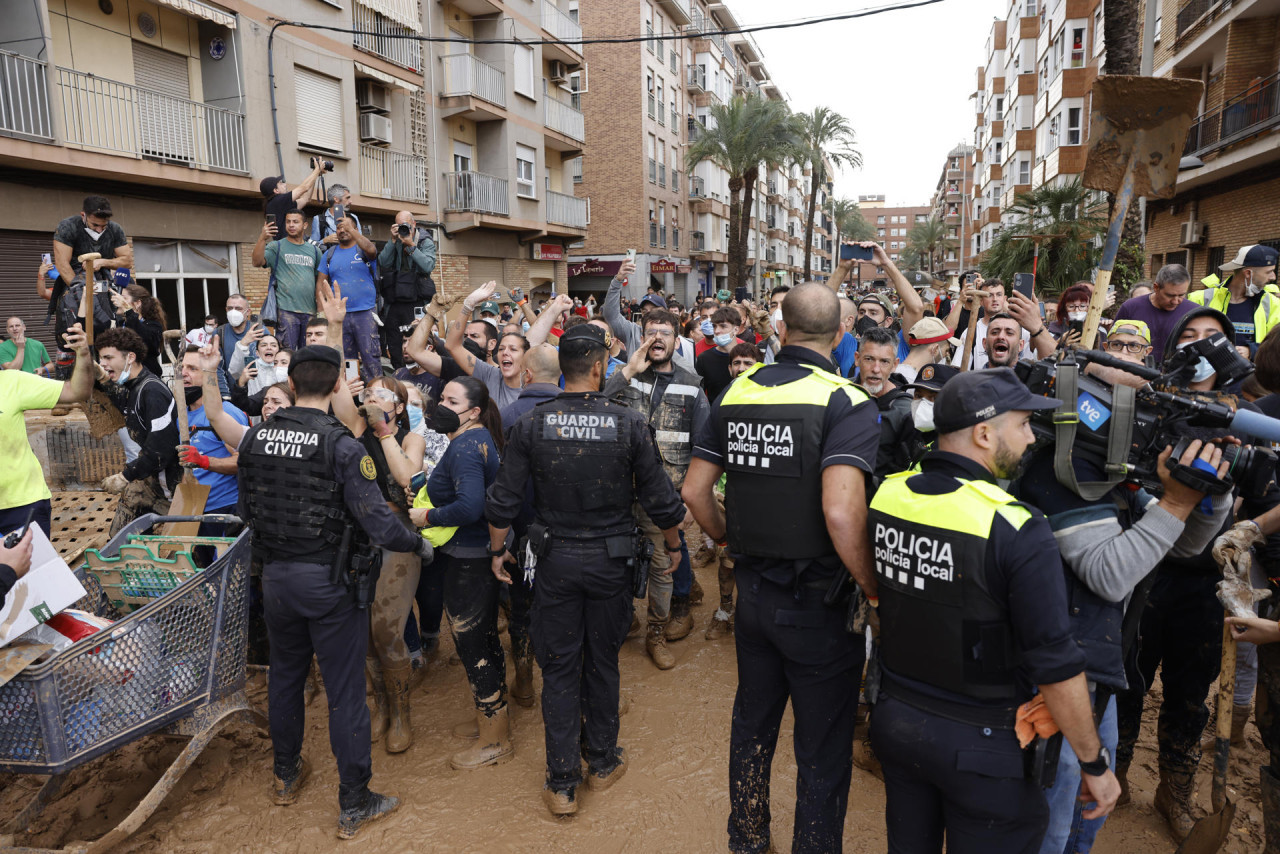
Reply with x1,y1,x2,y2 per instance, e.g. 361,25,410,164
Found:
394,210,415,225
781,283,842,343
524,343,562,384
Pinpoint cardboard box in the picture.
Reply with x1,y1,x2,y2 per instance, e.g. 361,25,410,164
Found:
0,525,87,648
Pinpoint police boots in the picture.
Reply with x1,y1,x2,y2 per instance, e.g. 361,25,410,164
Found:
1154,765,1197,841
666,595,694,642
450,705,515,770
851,706,882,779
646,622,677,670
384,663,414,754
1262,765,1280,854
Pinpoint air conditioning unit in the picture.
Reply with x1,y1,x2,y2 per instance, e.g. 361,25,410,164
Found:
549,60,568,84
357,80,391,114
1179,220,1205,247
359,112,393,146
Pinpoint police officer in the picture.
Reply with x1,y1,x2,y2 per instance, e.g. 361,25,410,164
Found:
867,368,1120,852
485,324,685,817
682,282,881,854
237,345,433,840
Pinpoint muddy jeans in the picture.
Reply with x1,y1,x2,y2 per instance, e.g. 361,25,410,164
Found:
635,503,673,625
273,308,311,351
342,309,383,382
443,551,507,715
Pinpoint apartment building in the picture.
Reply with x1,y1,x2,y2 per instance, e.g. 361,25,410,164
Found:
1142,0,1280,282
0,0,588,351
572,0,830,304
930,143,978,276
849,204,931,286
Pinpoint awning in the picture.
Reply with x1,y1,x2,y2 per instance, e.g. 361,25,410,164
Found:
355,61,420,92
157,0,236,29
354,0,420,32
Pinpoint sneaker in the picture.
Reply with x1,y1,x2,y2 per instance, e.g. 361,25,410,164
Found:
272,757,310,806
586,751,627,792
705,609,734,640
542,785,578,816
337,790,401,840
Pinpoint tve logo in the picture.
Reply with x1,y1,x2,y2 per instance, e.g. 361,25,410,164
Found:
1077,391,1111,432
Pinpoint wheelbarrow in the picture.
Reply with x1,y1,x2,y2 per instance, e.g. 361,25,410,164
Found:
0,514,265,854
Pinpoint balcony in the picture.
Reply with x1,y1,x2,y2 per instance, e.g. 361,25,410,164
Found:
649,158,657,183
1184,72,1280,159
690,231,706,253
672,227,680,249
1176,0,1224,38
656,0,692,26
687,67,706,92
689,7,706,33
689,175,705,197
541,1,583,62
360,144,429,204
444,171,509,216
687,116,703,141
441,54,506,112
55,66,247,174
650,222,659,246
546,190,588,229
671,169,679,193
545,91,585,145
658,162,666,187
0,50,53,142
353,3,422,72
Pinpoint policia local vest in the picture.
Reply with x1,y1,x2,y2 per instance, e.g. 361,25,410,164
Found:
617,364,702,489
1189,286,1280,343
717,362,870,560
239,407,353,564
868,470,1028,703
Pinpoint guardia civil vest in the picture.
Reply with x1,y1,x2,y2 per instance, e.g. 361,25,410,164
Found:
529,394,637,539
869,470,1027,702
616,364,702,489
239,407,352,564
717,362,870,560
1188,286,1280,343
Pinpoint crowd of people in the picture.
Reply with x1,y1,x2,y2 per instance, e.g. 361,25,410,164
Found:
5,189,1280,853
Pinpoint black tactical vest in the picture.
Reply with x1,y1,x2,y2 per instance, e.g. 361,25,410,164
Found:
615,364,702,489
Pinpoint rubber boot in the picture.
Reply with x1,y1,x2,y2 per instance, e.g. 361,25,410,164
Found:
367,664,390,743
1261,765,1280,854
646,621,676,670
1232,703,1252,746
666,595,693,642
706,606,734,640
337,790,400,840
1115,759,1131,806
383,663,413,754
627,610,642,638
689,576,704,606
1154,765,1197,842
543,785,578,816
450,705,515,770
452,717,479,739
511,653,535,708
851,710,882,779
407,654,426,694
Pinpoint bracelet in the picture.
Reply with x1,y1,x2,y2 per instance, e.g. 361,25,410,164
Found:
1030,327,1047,338
486,545,507,557
664,542,682,553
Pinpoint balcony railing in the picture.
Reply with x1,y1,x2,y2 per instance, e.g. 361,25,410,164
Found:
687,67,706,91
1176,0,1220,37
546,189,588,228
689,175,705,197
671,169,679,193
650,222,659,246
360,144,429,204
444,170,509,215
647,93,656,118
670,51,678,73
56,66,247,173
658,163,666,187
442,53,506,108
687,116,703,141
542,0,583,49
672,227,680,250
670,104,679,130
659,226,667,248
689,7,706,33
0,50,53,141
649,157,657,182
691,230,706,251
657,99,665,125
1184,72,1280,159
545,91,584,141
353,4,421,72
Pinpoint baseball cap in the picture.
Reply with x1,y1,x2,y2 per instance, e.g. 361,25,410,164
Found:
859,293,896,318
288,345,341,374
907,317,960,347
1220,244,1280,272
558,323,609,352
473,300,500,318
259,175,284,197
1108,318,1152,343
904,363,961,393
640,293,667,309
933,368,1059,434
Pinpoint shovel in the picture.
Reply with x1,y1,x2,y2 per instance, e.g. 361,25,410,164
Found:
160,329,210,545
1175,623,1237,854
1080,75,1204,349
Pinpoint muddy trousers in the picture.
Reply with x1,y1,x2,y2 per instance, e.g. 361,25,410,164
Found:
442,552,507,714
1116,568,1223,775
531,537,631,791
635,503,673,623
871,694,1049,854
727,563,863,854
367,546,421,680
262,560,372,808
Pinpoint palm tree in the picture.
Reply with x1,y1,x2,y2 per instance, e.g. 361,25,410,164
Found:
794,107,861,281
905,215,954,274
687,95,795,293
832,197,875,244
980,179,1108,297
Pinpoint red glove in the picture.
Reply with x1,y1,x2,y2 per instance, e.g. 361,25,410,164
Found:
177,444,210,469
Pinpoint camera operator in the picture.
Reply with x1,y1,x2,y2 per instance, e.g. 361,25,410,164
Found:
311,185,360,247
377,212,436,370
260,161,327,226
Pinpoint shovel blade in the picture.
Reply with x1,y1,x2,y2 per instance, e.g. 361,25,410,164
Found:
159,477,210,549
1174,799,1236,854
1084,75,1204,199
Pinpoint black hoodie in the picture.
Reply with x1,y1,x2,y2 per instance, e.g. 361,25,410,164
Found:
1160,305,1236,390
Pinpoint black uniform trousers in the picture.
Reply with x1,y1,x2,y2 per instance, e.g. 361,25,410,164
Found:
262,560,371,808
870,694,1048,854
728,562,863,854
530,537,631,790
382,302,417,369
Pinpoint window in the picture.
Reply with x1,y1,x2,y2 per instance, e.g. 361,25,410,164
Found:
657,79,664,124
656,17,664,61
1052,31,1064,78
1048,113,1060,151
1018,159,1030,184
647,72,655,117
877,228,885,237
876,215,885,224
1071,27,1085,67
516,144,536,198
995,96,1004,120
452,140,472,172
648,133,656,183
646,21,654,54
1067,107,1082,146
294,67,343,153
514,44,535,98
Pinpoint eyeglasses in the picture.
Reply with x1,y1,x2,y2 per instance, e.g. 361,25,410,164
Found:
360,388,401,404
1104,340,1148,354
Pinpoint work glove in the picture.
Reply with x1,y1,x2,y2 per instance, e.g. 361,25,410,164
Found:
750,307,773,338
360,404,396,439
101,472,129,494
1213,520,1265,568
177,444,210,470
416,536,434,564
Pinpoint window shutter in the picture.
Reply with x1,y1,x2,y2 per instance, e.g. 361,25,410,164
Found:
294,67,344,153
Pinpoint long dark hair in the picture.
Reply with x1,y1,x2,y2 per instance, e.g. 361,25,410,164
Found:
451,375,504,454
124,284,167,328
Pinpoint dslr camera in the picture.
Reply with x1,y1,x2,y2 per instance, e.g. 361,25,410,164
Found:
396,223,413,238
311,157,335,172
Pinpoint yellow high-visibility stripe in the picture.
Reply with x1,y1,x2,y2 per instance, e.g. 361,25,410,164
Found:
872,471,1033,532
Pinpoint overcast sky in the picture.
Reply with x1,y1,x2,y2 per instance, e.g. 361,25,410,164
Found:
729,0,1007,207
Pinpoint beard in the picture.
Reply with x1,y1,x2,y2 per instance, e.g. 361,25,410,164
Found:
991,437,1028,480
986,343,1016,367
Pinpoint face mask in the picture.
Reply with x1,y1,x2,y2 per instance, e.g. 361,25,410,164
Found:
463,339,488,362
226,309,245,328
407,403,424,431
911,397,935,433
1177,340,1216,383
521,321,530,333
184,386,203,406
115,356,134,385
771,308,783,331
1245,274,1261,298
204,323,216,334
854,316,878,336
700,319,715,336
713,332,734,348
84,227,104,241
1067,310,1087,322
427,405,461,435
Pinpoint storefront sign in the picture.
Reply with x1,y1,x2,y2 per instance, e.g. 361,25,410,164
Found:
569,258,622,277
532,242,564,261
650,258,678,274
677,264,692,274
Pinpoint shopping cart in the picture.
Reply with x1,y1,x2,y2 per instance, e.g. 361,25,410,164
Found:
0,514,265,854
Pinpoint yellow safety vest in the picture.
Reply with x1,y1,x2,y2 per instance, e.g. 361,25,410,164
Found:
1188,287,1280,343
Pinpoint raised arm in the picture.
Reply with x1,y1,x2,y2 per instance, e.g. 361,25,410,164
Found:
406,302,444,376
197,343,249,446
868,243,922,332
347,219,377,257
290,161,326,205
508,287,537,328
443,319,476,376
252,219,277,268
527,293,572,347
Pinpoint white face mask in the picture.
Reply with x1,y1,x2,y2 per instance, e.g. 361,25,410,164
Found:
1176,340,1215,383
204,323,217,334
911,397,935,432
1245,273,1262,298
1067,310,1087,322
84,227,104,241
226,309,245,328
771,307,784,331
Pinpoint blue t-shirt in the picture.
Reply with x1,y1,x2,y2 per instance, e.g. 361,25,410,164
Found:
187,401,249,511
833,330,910,377
318,245,378,312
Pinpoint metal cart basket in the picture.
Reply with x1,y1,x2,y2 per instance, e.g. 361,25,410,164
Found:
0,514,265,854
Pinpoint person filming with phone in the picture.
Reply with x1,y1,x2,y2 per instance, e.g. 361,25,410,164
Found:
377,211,437,370
317,216,381,381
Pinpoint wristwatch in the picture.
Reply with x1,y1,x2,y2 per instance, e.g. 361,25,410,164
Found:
1078,746,1111,777
486,545,507,558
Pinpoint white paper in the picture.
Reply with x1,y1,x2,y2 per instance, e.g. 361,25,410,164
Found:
0,525,88,648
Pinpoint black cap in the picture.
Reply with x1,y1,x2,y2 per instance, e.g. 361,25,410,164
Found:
904,363,960,393
288,345,341,374
259,175,284,197
558,324,609,352
933,367,1059,434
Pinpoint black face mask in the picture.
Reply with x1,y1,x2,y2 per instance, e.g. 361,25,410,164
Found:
854,316,879,337
184,386,203,406
463,338,489,362
427,405,461,435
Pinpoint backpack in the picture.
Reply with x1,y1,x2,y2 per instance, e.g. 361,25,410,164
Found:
378,242,436,304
